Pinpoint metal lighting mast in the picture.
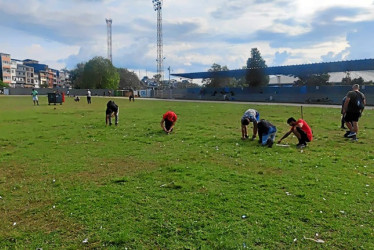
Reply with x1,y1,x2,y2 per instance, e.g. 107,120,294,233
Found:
152,0,163,83
106,18,113,63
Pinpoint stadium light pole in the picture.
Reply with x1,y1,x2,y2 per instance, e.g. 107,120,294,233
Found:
152,0,164,84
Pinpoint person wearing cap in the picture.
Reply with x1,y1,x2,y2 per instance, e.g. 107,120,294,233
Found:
241,109,260,140
106,100,119,126
161,111,177,134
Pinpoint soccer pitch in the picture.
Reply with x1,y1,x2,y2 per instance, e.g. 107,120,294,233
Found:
0,96,373,248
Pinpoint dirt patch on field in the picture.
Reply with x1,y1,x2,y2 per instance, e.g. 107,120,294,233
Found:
70,157,159,185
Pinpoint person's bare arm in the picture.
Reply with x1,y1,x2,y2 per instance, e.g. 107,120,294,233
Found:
342,97,350,114
160,119,167,132
252,121,258,139
278,130,292,143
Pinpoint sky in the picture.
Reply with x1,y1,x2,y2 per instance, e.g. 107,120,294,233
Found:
1,0,374,80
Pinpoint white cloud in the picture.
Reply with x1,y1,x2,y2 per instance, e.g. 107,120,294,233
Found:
0,0,373,74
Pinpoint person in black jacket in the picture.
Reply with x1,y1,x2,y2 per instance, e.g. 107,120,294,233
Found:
257,119,277,148
342,84,366,139
106,100,119,126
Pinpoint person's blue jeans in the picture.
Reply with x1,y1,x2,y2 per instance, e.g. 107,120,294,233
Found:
261,126,277,145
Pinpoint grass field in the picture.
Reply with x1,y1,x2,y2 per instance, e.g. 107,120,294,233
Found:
0,95,373,249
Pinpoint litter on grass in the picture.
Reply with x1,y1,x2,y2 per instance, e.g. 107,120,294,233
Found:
304,236,325,243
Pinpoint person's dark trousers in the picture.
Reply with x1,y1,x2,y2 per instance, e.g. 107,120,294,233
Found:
296,127,310,145
341,116,346,128
108,114,118,125
87,96,91,104
165,119,173,131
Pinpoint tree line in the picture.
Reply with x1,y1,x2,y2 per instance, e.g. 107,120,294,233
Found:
70,56,145,90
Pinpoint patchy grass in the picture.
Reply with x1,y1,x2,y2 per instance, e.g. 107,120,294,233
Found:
0,95,373,248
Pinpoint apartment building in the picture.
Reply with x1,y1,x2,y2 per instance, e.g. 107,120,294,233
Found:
0,53,12,85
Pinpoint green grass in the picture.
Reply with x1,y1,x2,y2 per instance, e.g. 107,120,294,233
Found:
0,95,373,249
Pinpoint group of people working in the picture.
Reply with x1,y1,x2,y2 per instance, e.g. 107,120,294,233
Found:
240,109,312,149
105,83,365,148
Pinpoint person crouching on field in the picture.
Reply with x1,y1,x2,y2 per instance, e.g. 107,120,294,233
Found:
106,100,119,126
161,111,177,134
278,117,313,148
257,119,277,148
241,109,260,140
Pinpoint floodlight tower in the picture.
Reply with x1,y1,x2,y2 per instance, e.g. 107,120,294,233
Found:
106,18,113,63
152,0,164,83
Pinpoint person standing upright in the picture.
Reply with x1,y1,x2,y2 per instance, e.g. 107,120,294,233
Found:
87,89,92,104
342,84,366,140
31,88,39,106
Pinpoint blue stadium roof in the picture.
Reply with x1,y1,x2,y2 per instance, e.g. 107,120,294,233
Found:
171,59,374,79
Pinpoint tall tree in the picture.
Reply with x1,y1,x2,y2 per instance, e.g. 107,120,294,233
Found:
246,48,269,87
117,68,144,90
70,63,85,89
202,63,232,88
80,57,119,89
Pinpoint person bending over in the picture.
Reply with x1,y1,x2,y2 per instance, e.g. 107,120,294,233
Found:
161,111,177,134
278,117,313,148
106,100,119,126
241,109,260,140
257,119,277,148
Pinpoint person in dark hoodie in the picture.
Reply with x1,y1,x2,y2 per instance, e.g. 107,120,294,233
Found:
257,119,277,148
106,100,119,126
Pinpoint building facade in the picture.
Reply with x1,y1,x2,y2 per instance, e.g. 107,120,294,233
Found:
0,53,12,85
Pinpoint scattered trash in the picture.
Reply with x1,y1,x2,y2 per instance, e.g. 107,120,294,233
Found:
320,211,323,213
304,236,325,243
293,238,297,242
276,144,290,147
323,198,326,201
366,184,370,187
243,242,247,248
285,192,291,196
241,215,247,219
82,238,88,244
13,222,16,226
0,196,2,199
53,205,56,209
52,179,56,183
340,210,345,214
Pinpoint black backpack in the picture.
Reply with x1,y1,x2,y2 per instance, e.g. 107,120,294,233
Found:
355,92,365,111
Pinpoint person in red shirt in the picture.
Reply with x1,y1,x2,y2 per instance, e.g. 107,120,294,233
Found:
278,117,313,148
161,111,177,134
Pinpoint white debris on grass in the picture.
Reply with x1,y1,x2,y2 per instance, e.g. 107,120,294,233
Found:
293,238,297,242
340,210,345,214
241,215,247,219
13,222,16,226
304,236,325,243
285,192,291,196
82,238,88,244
